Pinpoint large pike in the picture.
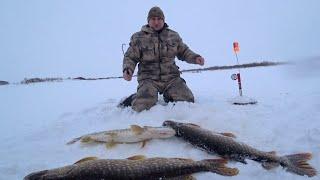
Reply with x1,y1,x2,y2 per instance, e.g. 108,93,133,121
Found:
67,125,175,148
163,120,317,177
24,155,239,180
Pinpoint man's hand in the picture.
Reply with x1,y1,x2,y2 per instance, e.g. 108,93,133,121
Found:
195,56,205,66
123,68,133,81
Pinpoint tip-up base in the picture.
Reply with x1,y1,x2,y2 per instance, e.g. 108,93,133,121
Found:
230,96,257,105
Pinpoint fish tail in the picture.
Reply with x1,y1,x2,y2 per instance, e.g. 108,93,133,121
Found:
282,153,317,177
202,158,239,176
66,137,81,145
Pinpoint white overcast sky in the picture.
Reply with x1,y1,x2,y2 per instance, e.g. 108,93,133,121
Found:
1,0,319,81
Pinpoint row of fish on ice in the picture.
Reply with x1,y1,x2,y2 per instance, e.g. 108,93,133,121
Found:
24,120,317,179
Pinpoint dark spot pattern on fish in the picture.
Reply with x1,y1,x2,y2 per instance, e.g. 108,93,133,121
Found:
24,157,239,179
163,120,317,177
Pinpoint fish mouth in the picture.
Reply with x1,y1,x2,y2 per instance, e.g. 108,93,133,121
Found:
24,170,49,180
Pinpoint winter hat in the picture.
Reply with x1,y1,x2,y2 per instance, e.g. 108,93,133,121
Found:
147,6,165,22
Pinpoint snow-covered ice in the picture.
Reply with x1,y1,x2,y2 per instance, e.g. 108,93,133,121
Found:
1,64,319,179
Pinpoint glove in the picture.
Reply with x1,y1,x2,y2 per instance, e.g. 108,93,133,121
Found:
195,56,205,66
123,68,133,81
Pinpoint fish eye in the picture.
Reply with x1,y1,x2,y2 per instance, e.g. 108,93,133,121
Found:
162,121,169,126
163,120,174,126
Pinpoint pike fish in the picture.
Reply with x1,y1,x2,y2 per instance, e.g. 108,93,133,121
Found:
163,120,317,177
24,155,239,180
67,125,176,148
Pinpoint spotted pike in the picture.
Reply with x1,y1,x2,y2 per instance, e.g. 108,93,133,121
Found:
24,155,239,180
67,125,175,148
163,120,317,177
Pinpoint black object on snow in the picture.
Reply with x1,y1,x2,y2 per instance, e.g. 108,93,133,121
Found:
0,81,9,85
118,93,136,108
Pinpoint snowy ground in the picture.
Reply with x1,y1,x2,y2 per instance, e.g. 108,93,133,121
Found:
0,63,319,179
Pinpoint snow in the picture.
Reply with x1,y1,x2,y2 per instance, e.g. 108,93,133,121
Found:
1,65,319,179
1,1,320,179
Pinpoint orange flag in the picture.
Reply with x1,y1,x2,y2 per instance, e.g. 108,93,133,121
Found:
233,42,240,53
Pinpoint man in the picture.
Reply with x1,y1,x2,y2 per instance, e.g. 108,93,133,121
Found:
122,6,205,112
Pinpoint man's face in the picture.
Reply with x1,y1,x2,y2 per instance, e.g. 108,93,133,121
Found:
148,17,164,31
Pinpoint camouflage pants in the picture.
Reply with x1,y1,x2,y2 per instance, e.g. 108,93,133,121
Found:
132,77,194,112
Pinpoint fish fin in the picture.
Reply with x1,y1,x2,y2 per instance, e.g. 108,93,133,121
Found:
80,136,93,143
130,125,144,135
105,141,117,149
202,158,239,176
66,137,81,145
261,161,279,170
140,139,149,148
126,155,146,160
219,132,237,138
74,156,98,164
282,153,317,177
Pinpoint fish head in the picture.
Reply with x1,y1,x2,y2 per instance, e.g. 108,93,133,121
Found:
24,165,74,179
162,120,184,136
163,120,202,136
163,120,180,128
24,170,49,180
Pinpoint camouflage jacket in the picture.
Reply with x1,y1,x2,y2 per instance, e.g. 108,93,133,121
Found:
123,24,200,82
